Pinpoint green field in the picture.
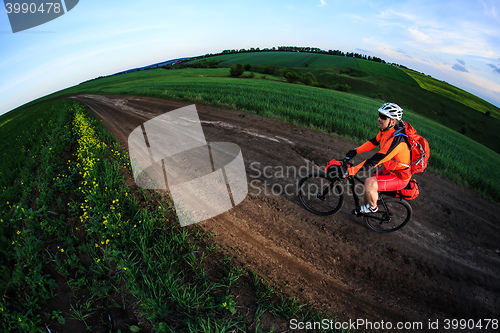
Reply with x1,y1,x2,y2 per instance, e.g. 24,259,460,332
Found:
355,59,418,85
404,69,500,117
3,52,500,331
14,67,500,203
190,51,360,69
1,99,331,331
189,52,500,154
193,51,415,84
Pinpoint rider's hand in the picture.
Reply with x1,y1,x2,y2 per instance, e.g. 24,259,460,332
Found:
326,163,349,179
346,148,357,159
325,158,340,172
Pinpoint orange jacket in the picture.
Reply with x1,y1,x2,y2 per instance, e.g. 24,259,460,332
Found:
348,127,412,181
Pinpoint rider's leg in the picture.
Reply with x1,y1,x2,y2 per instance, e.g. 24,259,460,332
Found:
364,176,379,208
360,170,410,214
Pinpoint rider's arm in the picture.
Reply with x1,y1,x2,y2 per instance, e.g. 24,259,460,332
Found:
356,140,377,154
355,133,380,154
347,133,381,174
348,136,407,175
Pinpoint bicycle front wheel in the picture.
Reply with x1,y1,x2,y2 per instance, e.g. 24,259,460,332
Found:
364,197,412,233
297,172,344,216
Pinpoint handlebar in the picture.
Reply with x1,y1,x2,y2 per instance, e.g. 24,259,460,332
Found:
343,157,353,167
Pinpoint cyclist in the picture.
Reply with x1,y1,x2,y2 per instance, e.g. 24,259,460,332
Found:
329,103,411,214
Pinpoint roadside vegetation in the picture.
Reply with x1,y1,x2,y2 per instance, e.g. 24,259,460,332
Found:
1,99,341,332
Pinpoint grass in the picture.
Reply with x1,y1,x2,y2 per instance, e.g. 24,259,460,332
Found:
403,69,500,117
2,53,499,331
355,58,418,86
188,51,360,69
15,67,500,203
1,100,75,330
186,52,500,153
1,99,342,332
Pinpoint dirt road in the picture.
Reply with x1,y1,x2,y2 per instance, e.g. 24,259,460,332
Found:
74,95,500,331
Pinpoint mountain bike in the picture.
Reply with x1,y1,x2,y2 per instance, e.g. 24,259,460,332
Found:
297,158,412,233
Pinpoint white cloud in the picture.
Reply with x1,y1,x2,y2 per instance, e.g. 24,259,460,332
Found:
457,71,500,106
407,27,431,43
371,4,500,61
379,8,419,21
480,0,499,19
318,0,327,7
361,35,500,106
362,37,415,62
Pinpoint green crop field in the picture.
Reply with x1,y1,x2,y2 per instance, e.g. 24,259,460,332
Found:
15,67,500,203
3,52,500,331
190,51,360,69
355,59,418,86
403,69,500,117
1,99,331,331
189,52,500,154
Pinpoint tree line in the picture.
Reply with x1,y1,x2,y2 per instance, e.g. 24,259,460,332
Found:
169,46,410,70
192,46,396,66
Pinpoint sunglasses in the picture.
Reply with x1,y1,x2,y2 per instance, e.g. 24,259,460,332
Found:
378,113,389,120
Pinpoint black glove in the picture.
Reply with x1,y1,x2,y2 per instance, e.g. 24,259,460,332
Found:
346,148,357,159
326,163,349,180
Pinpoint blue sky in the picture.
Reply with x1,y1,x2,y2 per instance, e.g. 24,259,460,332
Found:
1,0,499,115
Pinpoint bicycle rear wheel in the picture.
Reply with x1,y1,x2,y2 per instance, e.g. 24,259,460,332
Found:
297,172,344,216
364,197,412,233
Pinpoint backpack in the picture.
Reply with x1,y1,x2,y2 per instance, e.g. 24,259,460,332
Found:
394,121,430,174
396,178,419,200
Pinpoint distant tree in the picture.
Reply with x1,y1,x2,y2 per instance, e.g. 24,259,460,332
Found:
229,64,245,77
285,71,300,83
244,64,252,71
334,84,351,92
301,72,317,86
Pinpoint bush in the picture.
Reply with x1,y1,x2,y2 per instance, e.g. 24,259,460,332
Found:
301,72,317,86
229,64,244,77
251,65,285,77
285,71,300,83
334,83,351,92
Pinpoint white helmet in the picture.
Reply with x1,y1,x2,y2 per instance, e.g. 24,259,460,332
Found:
378,103,403,121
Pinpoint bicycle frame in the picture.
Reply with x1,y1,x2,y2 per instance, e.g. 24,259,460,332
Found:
325,162,392,218
348,174,364,210
324,158,366,208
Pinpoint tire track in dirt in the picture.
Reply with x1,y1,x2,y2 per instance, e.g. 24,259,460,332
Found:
74,94,500,331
